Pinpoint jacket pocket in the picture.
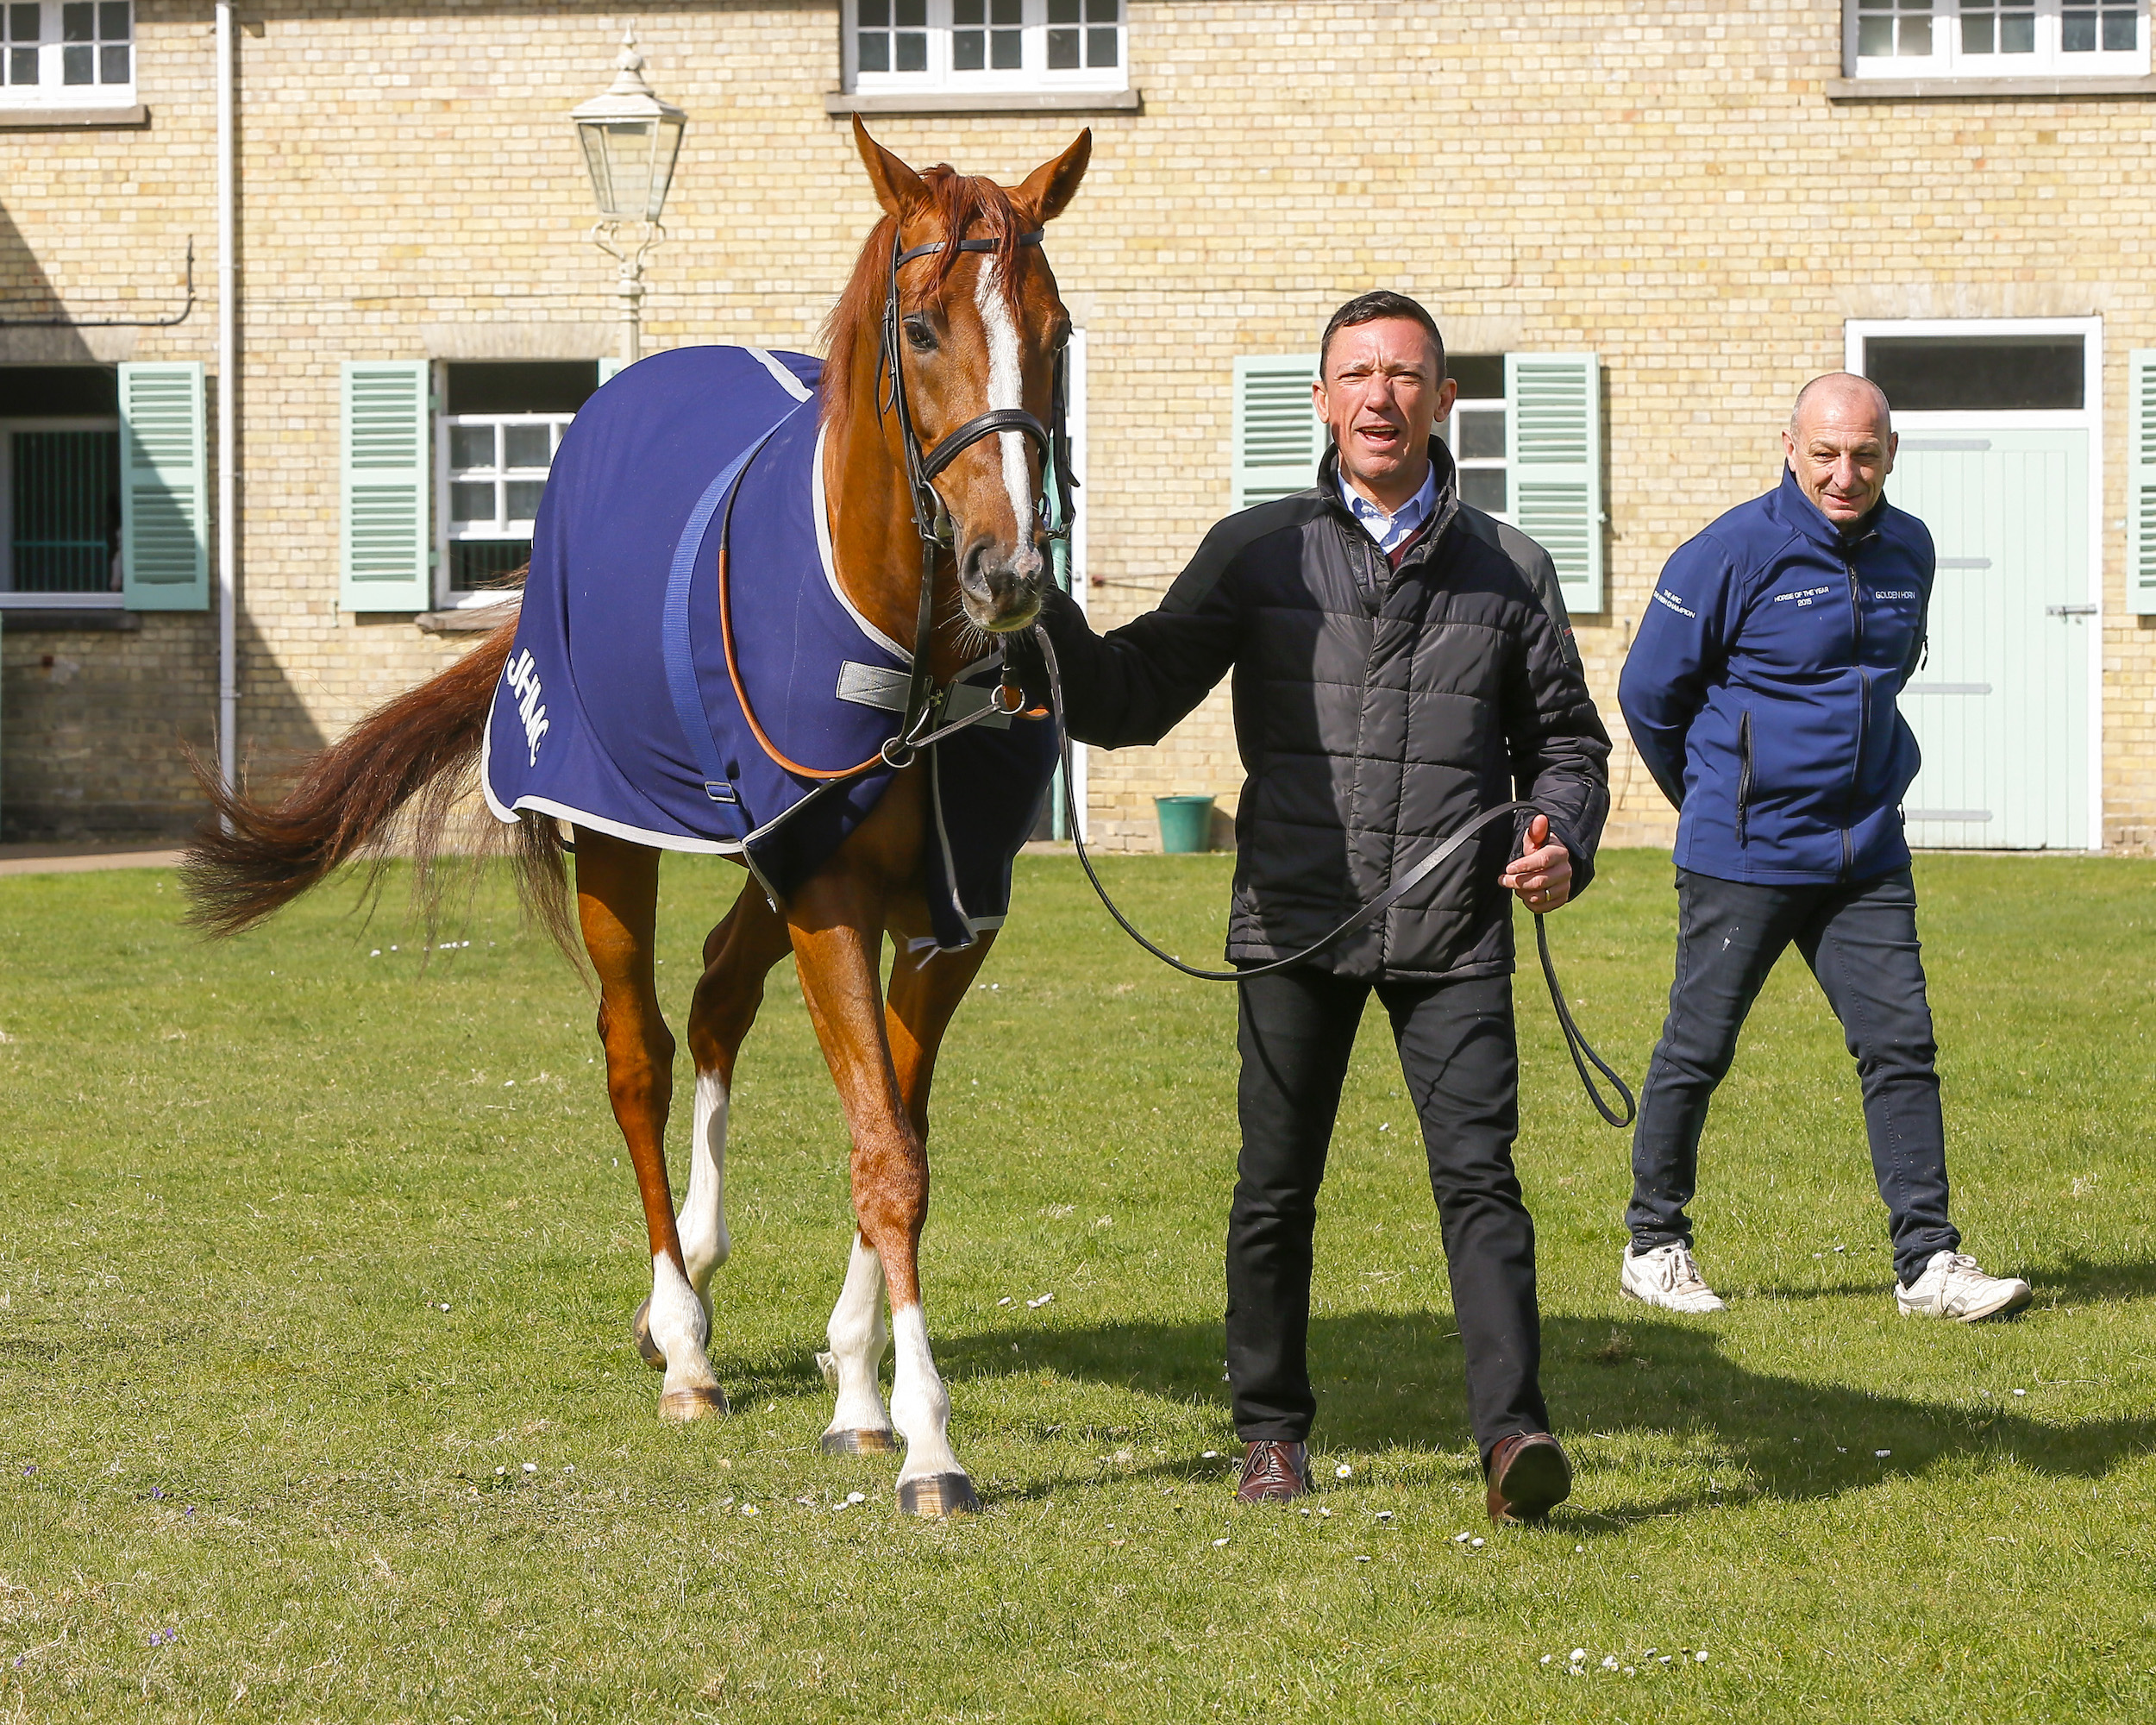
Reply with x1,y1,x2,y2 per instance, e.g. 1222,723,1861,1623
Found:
1735,709,1754,846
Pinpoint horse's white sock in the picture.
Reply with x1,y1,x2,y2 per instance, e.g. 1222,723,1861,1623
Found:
819,1234,892,1439
678,1071,731,1298
888,1303,961,1482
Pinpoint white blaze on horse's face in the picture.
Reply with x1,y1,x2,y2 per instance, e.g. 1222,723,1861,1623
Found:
975,257,1043,618
940,250,1048,637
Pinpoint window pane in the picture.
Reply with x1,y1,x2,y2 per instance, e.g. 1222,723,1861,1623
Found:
2003,10,2035,48
450,424,495,469
99,42,126,81
1457,409,1506,461
448,541,532,593
505,480,547,521
1961,9,1993,52
1448,354,1505,400
7,4,36,41
1087,24,1116,63
1086,0,1117,19
954,0,981,17
859,31,889,72
503,424,551,468
2063,7,2096,50
860,0,887,25
99,1,128,37
895,30,926,69
1048,0,1079,18
62,41,91,80
991,0,1020,22
450,481,497,524
1864,337,2083,411
991,28,1021,67
1857,15,1895,53
61,2,92,41
895,0,925,25
1460,468,1507,513
953,28,984,68
2103,6,2136,49
10,430,121,595
1047,27,1078,66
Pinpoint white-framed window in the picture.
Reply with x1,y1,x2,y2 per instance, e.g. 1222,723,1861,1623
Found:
1438,355,1508,518
432,361,596,608
1846,0,2148,76
0,1,135,107
844,0,1126,95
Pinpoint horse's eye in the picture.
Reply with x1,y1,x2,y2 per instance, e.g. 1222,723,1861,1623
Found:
904,317,937,354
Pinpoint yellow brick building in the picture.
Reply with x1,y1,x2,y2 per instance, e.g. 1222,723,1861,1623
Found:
3,0,2152,855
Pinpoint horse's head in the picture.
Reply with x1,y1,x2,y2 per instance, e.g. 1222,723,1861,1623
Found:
849,118,1090,637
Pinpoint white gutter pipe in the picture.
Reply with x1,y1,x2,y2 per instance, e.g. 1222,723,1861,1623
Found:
215,2,236,800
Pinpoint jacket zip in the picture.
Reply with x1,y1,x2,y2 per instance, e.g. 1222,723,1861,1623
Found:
1735,709,1753,846
1840,553,1865,880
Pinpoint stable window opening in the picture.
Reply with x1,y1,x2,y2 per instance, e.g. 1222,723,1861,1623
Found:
436,361,598,607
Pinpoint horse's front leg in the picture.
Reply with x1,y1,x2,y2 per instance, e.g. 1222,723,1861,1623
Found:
574,828,725,1422
786,869,980,1516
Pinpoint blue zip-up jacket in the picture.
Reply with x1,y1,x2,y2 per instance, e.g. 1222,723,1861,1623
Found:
1618,465,1934,884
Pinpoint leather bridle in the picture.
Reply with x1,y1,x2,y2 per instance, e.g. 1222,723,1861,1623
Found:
877,223,1073,768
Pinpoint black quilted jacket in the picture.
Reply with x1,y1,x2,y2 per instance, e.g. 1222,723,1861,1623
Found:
1026,441,1611,982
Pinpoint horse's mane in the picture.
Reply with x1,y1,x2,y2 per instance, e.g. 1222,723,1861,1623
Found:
820,166,1029,450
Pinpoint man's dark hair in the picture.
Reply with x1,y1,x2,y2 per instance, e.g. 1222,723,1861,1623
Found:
1319,291,1445,379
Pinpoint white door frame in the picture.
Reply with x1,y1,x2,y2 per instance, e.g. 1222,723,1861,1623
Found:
1844,315,2104,851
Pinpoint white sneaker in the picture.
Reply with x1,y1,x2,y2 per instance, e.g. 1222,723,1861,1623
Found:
1896,1250,2032,1322
1620,1243,1727,1314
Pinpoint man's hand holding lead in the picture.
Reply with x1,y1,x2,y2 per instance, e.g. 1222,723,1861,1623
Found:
1502,813,1572,913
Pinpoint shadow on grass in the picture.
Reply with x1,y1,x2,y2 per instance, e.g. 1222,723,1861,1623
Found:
930,1307,2156,1525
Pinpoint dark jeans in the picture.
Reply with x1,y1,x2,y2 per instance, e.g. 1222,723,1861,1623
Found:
1627,867,1959,1288
1228,967,1548,1462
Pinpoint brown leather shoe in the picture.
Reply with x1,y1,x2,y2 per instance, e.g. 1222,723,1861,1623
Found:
1485,1431,1571,1525
1235,1440,1313,1504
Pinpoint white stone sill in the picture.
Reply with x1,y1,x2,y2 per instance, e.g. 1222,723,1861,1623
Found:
825,88,1141,116
1827,74,2156,101
0,104,148,129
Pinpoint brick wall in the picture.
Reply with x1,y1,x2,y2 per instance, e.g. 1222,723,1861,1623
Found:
2,0,2150,850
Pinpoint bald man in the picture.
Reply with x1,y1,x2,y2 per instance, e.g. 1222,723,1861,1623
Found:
1614,373,2032,1323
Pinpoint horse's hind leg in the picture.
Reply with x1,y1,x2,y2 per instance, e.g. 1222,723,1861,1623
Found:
674,881,793,1301
574,828,724,1422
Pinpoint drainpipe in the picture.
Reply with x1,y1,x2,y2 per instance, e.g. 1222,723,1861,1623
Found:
215,2,236,800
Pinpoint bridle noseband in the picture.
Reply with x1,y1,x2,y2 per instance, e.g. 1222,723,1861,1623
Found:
878,223,1075,766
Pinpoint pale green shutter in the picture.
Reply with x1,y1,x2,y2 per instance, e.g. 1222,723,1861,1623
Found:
1505,353,1604,613
118,361,208,611
2130,349,2156,616
339,360,431,612
1232,354,1321,510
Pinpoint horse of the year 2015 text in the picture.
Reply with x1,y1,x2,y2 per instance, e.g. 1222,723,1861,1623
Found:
183,120,1094,1519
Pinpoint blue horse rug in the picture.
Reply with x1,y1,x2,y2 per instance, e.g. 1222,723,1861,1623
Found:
480,344,1059,951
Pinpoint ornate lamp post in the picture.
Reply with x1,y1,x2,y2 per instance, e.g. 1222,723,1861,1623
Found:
570,29,686,367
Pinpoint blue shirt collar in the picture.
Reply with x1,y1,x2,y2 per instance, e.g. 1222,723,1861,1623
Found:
1338,461,1438,554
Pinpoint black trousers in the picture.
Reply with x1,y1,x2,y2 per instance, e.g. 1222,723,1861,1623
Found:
1626,867,1960,1288
1228,966,1548,1461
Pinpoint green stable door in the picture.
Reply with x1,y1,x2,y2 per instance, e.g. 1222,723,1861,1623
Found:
1885,430,2091,851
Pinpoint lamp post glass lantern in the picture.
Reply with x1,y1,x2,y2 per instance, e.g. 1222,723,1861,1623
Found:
572,29,685,365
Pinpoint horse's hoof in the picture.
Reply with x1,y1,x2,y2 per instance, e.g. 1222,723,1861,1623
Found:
819,1427,895,1456
657,1385,730,1422
630,1299,667,1371
897,1472,979,1517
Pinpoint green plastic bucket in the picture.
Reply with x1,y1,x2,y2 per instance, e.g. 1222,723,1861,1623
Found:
1156,794,1215,854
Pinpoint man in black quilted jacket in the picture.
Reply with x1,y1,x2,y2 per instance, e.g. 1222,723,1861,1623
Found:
1019,292,1611,1527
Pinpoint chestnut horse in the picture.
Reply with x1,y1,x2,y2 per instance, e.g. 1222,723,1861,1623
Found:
185,120,1090,1517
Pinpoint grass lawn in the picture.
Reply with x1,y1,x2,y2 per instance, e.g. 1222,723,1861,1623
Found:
1,847,2153,1722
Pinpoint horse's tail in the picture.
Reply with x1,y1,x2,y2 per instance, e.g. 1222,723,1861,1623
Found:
181,609,575,955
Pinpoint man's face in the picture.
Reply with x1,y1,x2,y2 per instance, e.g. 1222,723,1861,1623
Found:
1314,317,1457,507
1782,383,1896,528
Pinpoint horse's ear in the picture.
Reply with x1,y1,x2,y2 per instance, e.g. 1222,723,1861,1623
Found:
1013,129,1091,227
853,115,930,219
